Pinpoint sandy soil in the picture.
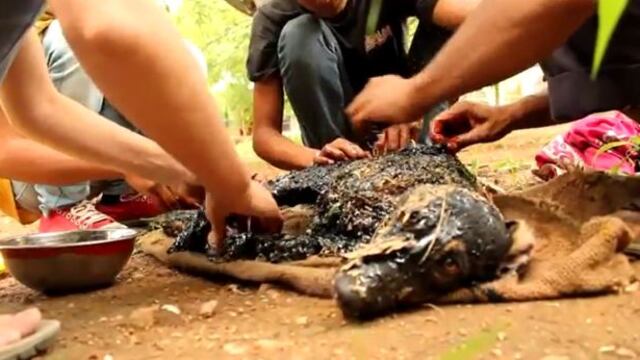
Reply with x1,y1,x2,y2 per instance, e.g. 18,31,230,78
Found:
1,125,639,360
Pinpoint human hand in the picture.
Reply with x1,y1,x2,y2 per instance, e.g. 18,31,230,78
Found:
430,101,514,153
346,75,423,135
313,138,370,165
206,181,283,252
124,173,201,210
374,122,421,153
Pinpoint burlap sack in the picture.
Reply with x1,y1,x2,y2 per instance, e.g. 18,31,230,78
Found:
140,171,639,303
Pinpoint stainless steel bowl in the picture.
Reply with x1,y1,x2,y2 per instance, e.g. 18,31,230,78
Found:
0,229,139,294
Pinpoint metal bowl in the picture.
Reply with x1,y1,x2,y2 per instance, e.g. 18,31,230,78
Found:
0,229,139,294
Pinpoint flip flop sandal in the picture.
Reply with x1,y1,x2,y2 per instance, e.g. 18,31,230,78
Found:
0,319,60,360
625,240,640,258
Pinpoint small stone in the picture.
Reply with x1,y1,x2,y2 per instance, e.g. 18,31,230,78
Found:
424,316,438,323
497,332,507,342
103,355,114,360
98,317,108,322
514,352,523,360
227,284,247,294
129,335,141,345
258,284,276,293
161,304,181,315
615,348,637,358
607,327,614,334
223,342,247,356
300,325,327,336
600,345,616,353
295,316,309,325
132,273,144,280
458,329,468,336
256,339,285,350
128,305,160,328
199,300,219,318
625,282,640,293
586,318,593,324
491,348,503,357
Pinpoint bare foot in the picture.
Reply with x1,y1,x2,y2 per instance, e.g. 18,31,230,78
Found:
0,308,42,347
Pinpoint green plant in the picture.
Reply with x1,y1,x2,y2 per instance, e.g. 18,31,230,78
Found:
465,159,480,174
592,0,629,78
594,135,640,174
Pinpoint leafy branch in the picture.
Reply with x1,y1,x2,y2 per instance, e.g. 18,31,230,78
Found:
592,0,629,78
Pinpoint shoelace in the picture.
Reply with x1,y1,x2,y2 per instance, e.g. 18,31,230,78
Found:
119,194,149,203
65,201,113,228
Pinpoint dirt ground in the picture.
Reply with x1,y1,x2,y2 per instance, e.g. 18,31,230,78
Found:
1,125,639,360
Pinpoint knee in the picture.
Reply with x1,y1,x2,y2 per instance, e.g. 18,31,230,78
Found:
278,15,325,71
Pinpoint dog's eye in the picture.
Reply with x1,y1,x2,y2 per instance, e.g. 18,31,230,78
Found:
442,256,459,274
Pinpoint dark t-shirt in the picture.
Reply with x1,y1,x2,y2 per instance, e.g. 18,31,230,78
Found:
0,0,44,82
540,0,640,121
246,0,440,91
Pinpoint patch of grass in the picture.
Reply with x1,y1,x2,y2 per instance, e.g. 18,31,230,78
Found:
494,159,525,175
465,159,480,175
439,323,509,360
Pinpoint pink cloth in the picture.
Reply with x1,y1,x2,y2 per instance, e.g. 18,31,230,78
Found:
535,111,640,180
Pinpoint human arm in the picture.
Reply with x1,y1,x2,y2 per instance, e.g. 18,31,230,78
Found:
49,0,247,194
252,77,318,170
0,106,199,208
50,0,281,245
431,0,482,29
347,0,595,127
0,30,192,187
0,109,120,184
430,91,552,152
252,77,368,169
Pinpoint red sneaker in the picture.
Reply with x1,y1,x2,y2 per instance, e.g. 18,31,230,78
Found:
39,201,124,232
96,194,166,222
